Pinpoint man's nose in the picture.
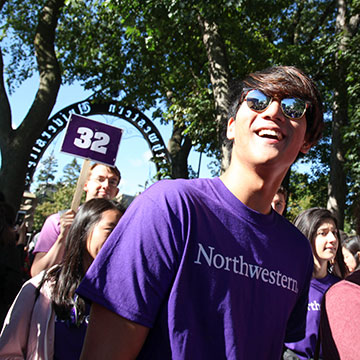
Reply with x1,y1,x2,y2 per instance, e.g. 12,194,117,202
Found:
100,178,110,188
262,101,285,121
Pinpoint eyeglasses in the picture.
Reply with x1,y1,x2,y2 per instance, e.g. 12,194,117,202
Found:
90,176,119,188
243,89,308,120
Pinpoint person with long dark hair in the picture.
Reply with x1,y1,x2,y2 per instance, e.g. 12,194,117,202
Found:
0,198,122,359
342,235,360,273
284,208,347,360
31,163,121,277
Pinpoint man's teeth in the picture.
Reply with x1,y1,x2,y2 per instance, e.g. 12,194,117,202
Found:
257,129,283,140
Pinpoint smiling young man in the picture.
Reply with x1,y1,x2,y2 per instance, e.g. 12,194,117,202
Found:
77,66,324,360
30,163,120,277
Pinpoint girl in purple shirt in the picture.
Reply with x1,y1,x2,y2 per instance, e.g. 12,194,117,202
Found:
284,208,347,360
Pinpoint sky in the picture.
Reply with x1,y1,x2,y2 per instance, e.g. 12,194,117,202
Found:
8,76,216,197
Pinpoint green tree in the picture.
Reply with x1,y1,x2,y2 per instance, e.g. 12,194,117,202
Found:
0,0,64,213
287,169,329,222
61,157,81,186
35,151,58,197
33,158,84,232
32,182,75,232
1,0,360,232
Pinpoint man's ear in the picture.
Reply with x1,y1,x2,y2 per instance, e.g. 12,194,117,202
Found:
83,181,89,192
226,117,236,140
300,140,312,154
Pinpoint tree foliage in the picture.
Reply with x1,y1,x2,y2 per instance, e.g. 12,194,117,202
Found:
36,151,58,186
33,157,84,232
0,0,360,232
61,157,81,186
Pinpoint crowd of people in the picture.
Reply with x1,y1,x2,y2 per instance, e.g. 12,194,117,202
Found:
0,65,359,359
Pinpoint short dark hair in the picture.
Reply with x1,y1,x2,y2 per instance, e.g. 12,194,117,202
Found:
277,186,288,201
294,207,347,278
226,66,324,151
89,163,121,185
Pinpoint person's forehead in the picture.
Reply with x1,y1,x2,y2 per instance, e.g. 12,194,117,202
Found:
273,193,285,202
318,219,336,230
90,165,118,178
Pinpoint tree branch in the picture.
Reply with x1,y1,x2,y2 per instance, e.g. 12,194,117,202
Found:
349,13,360,35
291,0,305,45
197,14,230,171
0,0,7,12
303,0,337,45
0,48,12,144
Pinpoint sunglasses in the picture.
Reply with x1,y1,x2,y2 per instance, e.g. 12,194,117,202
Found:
243,89,308,120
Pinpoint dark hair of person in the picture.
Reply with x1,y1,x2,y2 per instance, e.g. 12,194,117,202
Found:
226,65,324,152
277,185,288,202
293,207,347,279
342,235,360,271
89,162,121,185
42,198,120,323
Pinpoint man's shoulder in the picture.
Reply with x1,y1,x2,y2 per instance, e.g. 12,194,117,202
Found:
37,212,61,233
274,213,310,241
274,215,313,264
126,178,222,218
144,178,217,200
43,211,63,223
149,177,214,190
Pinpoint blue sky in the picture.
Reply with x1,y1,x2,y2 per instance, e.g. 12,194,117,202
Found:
8,76,216,196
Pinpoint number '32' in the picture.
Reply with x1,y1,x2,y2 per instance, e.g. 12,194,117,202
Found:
74,127,110,154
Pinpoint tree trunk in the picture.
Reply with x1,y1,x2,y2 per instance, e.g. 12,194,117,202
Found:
198,15,231,173
168,124,192,179
0,143,34,213
327,99,347,229
0,0,64,213
327,0,359,229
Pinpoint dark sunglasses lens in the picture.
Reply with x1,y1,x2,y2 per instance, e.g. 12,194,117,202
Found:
281,98,306,119
246,90,270,111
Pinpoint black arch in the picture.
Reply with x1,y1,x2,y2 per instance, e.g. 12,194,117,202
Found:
25,97,171,188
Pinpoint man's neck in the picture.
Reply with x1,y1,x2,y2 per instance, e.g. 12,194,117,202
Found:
220,161,287,215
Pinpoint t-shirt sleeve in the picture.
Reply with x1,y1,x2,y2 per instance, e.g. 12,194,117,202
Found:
284,254,313,342
33,213,61,254
77,188,185,328
320,277,360,359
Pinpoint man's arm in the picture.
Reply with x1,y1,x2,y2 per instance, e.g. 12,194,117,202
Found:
80,303,149,360
30,210,75,276
30,242,66,277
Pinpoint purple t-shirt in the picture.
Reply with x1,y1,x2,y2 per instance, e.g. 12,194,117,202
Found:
33,212,61,254
285,273,340,359
54,302,90,360
77,178,313,359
